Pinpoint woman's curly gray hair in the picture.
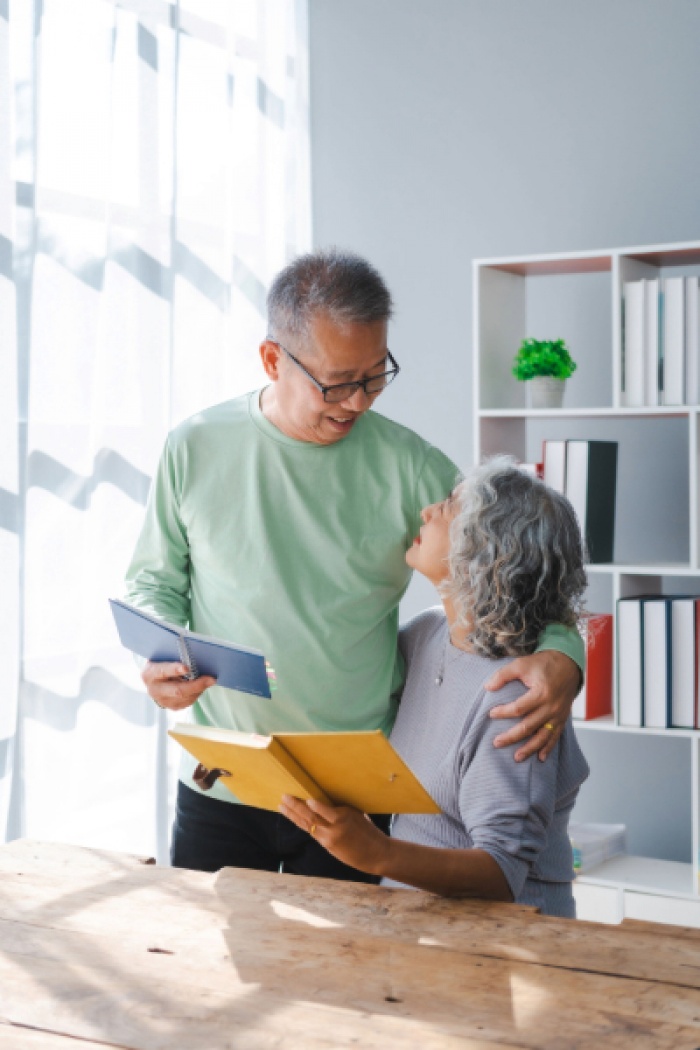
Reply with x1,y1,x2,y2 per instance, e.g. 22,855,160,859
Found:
443,456,587,659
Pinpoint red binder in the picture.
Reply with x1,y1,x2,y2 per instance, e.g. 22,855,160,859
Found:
573,614,613,720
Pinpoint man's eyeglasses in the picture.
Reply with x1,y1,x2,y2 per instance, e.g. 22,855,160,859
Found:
269,340,400,404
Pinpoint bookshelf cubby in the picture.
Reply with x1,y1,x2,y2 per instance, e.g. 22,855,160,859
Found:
473,240,700,926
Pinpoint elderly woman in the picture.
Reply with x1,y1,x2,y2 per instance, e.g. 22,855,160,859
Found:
280,457,590,917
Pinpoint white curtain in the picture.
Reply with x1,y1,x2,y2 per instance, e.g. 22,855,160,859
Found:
0,0,311,861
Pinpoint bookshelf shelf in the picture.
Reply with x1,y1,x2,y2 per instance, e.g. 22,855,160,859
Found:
577,855,695,899
586,563,698,575
474,240,700,928
575,717,699,739
476,248,614,277
479,407,695,419
627,246,700,268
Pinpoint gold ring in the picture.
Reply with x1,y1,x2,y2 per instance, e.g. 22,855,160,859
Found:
544,722,555,732
309,824,317,836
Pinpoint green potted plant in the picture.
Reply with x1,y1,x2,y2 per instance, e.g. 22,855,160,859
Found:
512,338,577,408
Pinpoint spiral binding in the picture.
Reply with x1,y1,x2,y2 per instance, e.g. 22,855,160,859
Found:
177,635,198,680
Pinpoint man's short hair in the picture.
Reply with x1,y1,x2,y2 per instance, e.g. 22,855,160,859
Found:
267,248,394,343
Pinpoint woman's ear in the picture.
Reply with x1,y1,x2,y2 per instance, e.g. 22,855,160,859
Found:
260,339,282,381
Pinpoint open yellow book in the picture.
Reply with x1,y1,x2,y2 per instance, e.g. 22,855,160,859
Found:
169,723,441,814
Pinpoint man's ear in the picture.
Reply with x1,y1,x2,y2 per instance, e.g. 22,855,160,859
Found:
260,339,282,381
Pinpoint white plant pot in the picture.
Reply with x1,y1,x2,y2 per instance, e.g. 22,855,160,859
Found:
527,377,565,409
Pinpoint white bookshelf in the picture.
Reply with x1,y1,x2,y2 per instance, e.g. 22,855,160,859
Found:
473,240,700,927
480,407,693,418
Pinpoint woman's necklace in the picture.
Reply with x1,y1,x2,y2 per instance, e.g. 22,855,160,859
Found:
435,625,469,686
435,634,451,686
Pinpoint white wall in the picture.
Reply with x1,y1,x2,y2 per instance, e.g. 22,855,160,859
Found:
309,0,700,863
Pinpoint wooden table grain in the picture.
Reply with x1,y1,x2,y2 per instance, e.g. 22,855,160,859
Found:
1,840,699,1049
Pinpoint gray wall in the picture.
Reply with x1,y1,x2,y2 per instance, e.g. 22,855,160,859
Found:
309,0,700,864
309,0,700,467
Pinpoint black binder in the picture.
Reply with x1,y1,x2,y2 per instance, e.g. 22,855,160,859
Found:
564,440,618,563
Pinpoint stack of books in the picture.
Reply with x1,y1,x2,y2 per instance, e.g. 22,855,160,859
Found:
543,439,618,563
617,595,700,728
621,276,700,407
569,822,627,875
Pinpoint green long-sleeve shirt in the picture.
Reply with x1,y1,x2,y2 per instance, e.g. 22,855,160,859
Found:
125,391,584,802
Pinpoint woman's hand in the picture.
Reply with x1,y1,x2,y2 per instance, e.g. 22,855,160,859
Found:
485,650,582,762
279,796,392,876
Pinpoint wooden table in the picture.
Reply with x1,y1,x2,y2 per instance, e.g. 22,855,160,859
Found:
1,841,700,1049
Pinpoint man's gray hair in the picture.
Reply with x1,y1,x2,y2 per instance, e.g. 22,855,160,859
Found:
267,248,394,343
444,456,587,659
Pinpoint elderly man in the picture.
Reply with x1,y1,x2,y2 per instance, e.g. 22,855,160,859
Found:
125,249,583,881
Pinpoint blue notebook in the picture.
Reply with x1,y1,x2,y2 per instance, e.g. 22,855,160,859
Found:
109,598,271,699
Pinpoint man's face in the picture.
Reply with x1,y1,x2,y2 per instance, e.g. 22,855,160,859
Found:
261,313,390,446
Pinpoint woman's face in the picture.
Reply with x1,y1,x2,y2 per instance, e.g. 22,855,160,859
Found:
405,488,460,585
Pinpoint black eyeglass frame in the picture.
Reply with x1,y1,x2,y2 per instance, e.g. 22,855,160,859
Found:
268,339,400,403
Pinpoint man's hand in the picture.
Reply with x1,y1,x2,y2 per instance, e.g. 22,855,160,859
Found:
279,796,391,876
141,661,216,712
485,650,582,763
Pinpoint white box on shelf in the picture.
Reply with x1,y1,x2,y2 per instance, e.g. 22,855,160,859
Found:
570,822,627,874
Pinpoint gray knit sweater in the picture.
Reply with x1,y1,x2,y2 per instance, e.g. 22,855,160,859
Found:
384,607,589,918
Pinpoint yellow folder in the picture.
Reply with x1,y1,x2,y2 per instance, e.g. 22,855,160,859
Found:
169,723,440,814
